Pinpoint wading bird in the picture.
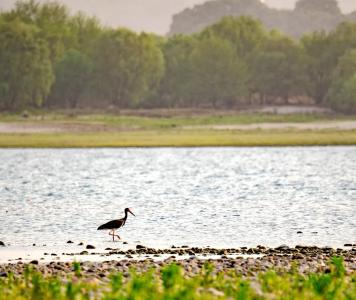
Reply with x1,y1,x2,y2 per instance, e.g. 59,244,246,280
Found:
97,208,135,241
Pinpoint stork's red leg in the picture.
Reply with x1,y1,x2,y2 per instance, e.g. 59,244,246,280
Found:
112,229,121,240
109,230,115,242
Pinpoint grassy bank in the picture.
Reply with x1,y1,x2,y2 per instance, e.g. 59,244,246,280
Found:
0,258,354,300
1,111,356,129
0,130,356,148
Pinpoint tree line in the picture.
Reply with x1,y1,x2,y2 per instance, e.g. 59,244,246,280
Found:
1,0,356,113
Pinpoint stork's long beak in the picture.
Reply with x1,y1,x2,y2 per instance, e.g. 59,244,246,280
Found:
128,208,135,216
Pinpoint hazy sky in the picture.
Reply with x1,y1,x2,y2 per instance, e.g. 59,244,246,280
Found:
1,0,355,35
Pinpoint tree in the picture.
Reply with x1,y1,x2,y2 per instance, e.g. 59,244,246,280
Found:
201,16,267,60
301,31,337,104
49,49,92,108
92,29,164,108
6,0,73,63
251,31,307,103
201,16,267,99
327,49,356,113
302,22,356,104
189,36,248,108
68,12,102,55
157,35,196,107
328,74,356,113
0,18,53,110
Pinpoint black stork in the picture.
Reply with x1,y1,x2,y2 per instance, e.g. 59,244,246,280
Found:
97,208,135,241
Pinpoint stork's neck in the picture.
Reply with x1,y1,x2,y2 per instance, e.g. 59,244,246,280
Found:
124,210,128,220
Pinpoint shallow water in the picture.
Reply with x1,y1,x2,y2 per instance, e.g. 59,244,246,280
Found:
0,147,355,249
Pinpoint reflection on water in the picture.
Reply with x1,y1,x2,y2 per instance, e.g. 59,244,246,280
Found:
0,147,355,248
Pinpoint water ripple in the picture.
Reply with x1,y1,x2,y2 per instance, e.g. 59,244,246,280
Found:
0,147,355,248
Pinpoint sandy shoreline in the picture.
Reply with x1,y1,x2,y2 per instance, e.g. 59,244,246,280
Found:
2,120,356,134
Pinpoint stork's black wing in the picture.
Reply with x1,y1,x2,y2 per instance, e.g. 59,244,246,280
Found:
97,218,124,230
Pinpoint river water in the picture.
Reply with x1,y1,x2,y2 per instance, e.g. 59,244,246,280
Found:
0,147,355,249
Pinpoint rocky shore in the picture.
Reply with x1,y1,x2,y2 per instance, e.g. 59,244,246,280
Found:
1,245,355,280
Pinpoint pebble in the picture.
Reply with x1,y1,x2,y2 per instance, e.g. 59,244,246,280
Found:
67,241,74,244
0,245,355,283
0,241,5,247
86,245,95,249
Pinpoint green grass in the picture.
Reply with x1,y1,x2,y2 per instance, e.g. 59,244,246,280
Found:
0,257,354,300
0,130,356,148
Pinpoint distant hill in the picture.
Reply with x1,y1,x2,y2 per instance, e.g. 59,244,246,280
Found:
169,0,356,37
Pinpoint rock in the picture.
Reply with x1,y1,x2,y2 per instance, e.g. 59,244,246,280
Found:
32,244,36,247
80,251,89,255
78,242,83,246
0,241,5,247
30,260,39,265
136,245,146,250
123,242,128,245
0,272,7,277
86,245,95,249
344,244,352,247
297,231,303,234
51,253,57,256
67,241,74,244
276,245,290,251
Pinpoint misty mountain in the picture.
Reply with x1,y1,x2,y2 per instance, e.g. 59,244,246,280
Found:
169,0,356,37
0,0,355,35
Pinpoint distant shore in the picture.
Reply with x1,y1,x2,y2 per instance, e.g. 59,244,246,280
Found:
1,109,356,148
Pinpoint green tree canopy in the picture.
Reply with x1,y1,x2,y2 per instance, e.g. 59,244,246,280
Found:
251,31,307,103
5,0,73,63
49,49,92,108
189,36,248,108
201,16,267,60
0,18,53,110
92,29,164,108
327,49,356,113
301,31,337,103
157,35,197,107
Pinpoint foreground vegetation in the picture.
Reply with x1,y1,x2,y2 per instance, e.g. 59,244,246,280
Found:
1,0,356,112
0,258,355,300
